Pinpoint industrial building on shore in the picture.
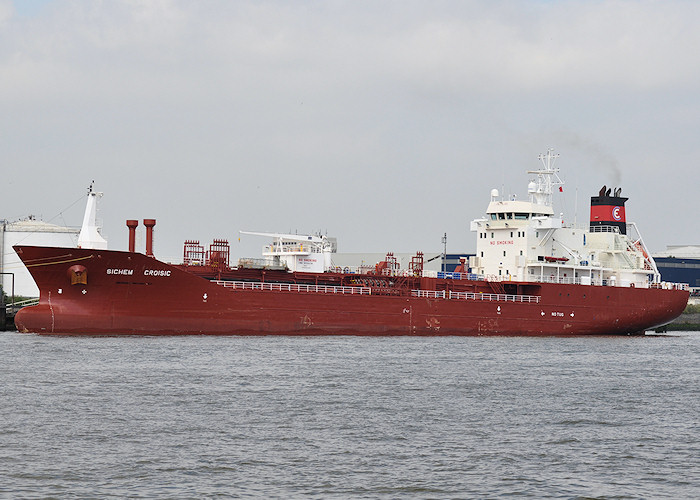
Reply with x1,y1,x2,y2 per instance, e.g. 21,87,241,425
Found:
653,245,700,301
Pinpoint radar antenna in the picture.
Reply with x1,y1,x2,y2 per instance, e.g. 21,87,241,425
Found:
526,148,564,207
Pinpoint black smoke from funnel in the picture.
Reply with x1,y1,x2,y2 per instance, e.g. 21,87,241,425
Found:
552,131,622,186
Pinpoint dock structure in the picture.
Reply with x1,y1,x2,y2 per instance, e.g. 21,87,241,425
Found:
2,299,38,331
2,302,16,331
1,303,12,331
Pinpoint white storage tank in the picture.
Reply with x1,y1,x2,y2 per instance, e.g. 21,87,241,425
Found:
1,217,80,297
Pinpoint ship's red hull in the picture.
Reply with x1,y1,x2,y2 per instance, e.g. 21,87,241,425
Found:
13,245,689,336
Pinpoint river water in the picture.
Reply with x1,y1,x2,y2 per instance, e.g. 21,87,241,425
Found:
1,332,698,499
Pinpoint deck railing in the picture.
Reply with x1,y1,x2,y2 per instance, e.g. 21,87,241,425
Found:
212,280,373,295
412,289,541,303
204,266,688,293
212,280,542,303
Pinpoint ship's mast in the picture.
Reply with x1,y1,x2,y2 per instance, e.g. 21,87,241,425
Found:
527,148,564,207
77,181,108,250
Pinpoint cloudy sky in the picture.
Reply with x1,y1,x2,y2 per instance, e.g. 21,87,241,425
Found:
2,0,699,260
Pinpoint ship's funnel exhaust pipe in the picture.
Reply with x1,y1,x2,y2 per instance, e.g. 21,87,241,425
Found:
144,219,156,257
126,220,139,253
590,186,628,235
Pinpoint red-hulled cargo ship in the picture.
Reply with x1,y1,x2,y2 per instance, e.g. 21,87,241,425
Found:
14,150,688,335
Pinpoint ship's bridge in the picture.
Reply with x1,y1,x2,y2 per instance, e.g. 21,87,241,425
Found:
485,200,554,221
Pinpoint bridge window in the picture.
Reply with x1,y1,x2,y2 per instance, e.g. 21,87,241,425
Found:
515,213,529,220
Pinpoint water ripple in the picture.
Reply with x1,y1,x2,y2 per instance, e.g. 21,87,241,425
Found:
1,332,699,498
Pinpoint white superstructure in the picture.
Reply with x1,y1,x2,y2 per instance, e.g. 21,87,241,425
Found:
469,149,659,288
240,231,334,273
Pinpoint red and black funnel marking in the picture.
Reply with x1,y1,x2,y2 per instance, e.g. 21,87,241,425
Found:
590,185,628,235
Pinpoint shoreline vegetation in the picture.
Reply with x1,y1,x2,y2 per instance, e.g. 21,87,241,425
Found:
656,303,700,332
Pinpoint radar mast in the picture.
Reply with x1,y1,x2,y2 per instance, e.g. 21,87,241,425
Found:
527,148,564,207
